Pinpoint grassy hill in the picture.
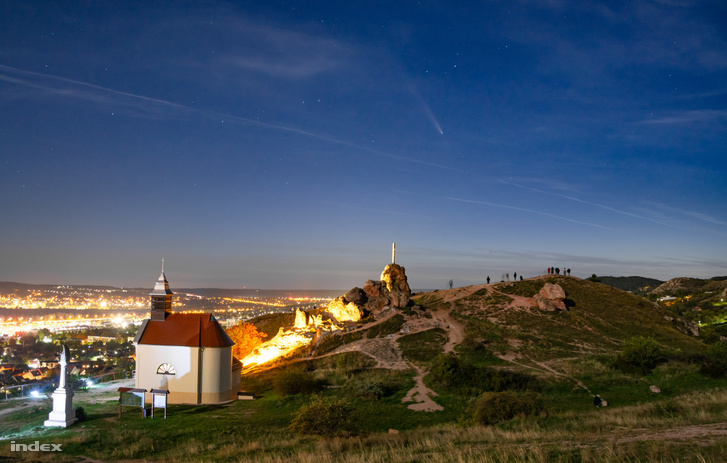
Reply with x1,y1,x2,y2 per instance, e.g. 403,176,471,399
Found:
597,275,665,294
416,275,703,361
3,275,727,462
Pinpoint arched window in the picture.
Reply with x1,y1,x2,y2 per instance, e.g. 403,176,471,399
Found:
156,363,176,375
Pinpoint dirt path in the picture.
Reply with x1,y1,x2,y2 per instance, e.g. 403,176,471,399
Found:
609,422,727,444
436,302,465,353
401,364,443,412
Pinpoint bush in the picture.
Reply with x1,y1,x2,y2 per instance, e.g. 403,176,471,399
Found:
613,336,665,375
288,395,357,437
273,368,322,396
467,391,545,426
700,341,727,378
75,406,87,422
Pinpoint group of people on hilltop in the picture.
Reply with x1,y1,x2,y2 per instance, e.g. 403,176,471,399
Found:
484,273,524,284
481,267,573,285
547,267,571,275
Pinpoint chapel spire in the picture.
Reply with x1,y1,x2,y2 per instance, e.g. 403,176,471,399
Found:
149,259,173,321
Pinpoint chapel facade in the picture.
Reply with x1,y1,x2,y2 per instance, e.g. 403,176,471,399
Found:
133,268,241,404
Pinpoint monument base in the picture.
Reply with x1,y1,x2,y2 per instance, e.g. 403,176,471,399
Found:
44,387,77,428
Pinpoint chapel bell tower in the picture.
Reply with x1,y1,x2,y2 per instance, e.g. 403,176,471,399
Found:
150,259,173,321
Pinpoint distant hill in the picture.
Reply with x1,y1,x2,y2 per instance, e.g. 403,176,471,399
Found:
597,276,664,293
651,277,727,296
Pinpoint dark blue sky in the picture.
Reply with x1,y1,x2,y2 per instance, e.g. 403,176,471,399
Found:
2,1,726,289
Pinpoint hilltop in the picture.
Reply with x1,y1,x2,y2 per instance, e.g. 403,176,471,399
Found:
3,273,727,462
242,274,706,401
596,275,664,294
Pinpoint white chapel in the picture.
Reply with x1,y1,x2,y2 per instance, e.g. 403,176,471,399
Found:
133,268,241,404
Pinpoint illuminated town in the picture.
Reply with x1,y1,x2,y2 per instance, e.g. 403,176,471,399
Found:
0,282,339,397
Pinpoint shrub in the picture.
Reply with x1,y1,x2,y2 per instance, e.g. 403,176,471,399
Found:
467,391,545,426
75,406,87,422
288,395,357,437
700,341,727,378
613,336,665,375
273,368,321,396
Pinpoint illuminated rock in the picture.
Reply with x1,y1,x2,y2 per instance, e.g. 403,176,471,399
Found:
381,264,412,295
380,264,411,308
241,329,312,367
294,308,308,329
327,297,363,322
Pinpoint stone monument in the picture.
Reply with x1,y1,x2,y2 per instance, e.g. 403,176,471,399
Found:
44,345,77,427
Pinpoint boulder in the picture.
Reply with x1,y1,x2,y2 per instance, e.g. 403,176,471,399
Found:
381,264,412,295
533,283,567,311
540,283,566,300
534,296,566,312
363,280,390,311
326,297,363,323
294,308,308,329
389,291,410,308
344,287,368,305
650,385,661,394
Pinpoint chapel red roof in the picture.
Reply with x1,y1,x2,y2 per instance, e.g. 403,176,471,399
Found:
135,313,234,347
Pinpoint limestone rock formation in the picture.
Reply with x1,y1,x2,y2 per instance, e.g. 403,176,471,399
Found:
327,297,364,322
325,262,413,321
344,287,367,305
533,283,567,311
294,308,308,329
381,264,412,294
380,264,412,308
363,280,390,311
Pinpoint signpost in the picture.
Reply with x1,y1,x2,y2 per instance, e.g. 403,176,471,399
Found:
150,388,170,419
117,387,146,418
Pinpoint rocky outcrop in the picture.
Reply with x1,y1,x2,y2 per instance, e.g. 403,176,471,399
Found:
381,264,412,294
327,297,364,322
380,264,411,308
294,308,308,329
344,287,367,305
325,263,413,321
533,283,567,311
363,280,390,311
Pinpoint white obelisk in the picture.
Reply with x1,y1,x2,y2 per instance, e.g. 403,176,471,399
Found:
44,345,77,427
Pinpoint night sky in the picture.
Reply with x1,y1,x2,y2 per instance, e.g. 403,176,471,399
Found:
2,1,726,290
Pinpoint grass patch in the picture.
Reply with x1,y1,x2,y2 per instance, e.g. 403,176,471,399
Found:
498,279,547,297
367,313,406,338
315,330,364,356
398,328,447,364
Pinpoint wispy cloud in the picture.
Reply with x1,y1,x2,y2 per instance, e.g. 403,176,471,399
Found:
216,23,351,79
637,110,727,126
498,178,676,227
448,197,618,230
643,201,727,228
